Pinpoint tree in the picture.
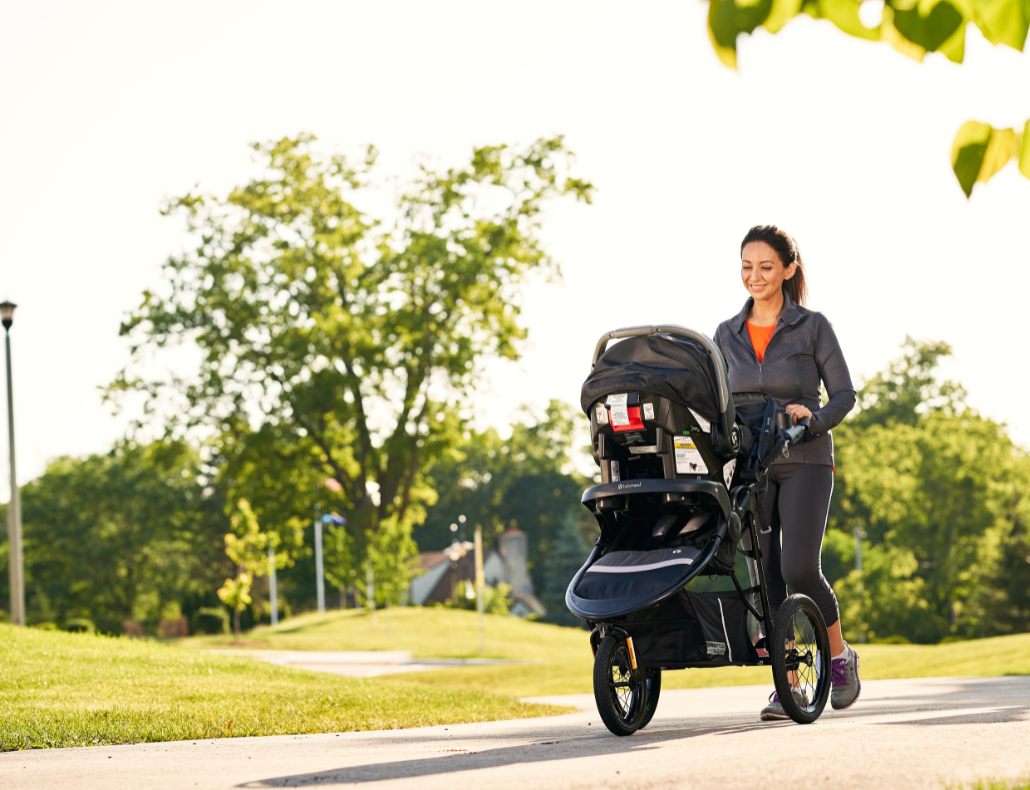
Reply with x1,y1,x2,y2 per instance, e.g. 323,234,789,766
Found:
828,339,1030,642
218,498,283,638
112,135,592,571
536,510,593,626
704,0,1030,195
14,441,228,634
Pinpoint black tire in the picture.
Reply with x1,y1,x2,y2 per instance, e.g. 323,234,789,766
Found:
638,668,662,730
771,593,832,724
593,634,653,736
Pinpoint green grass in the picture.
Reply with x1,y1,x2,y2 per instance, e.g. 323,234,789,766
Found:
950,778,1030,790
181,608,1030,698
0,624,569,751
180,606,582,660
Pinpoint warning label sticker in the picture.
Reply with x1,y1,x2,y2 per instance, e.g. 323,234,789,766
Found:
643,402,655,420
595,404,608,425
706,641,727,656
606,393,630,427
674,435,709,475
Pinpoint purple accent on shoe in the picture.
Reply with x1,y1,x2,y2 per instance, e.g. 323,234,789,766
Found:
831,658,847,686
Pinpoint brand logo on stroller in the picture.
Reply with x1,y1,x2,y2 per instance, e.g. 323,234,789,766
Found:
617,482,643,490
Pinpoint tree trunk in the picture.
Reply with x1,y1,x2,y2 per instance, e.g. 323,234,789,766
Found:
233,608,241,640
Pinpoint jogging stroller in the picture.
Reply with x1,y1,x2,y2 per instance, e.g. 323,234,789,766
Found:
567,325,832,735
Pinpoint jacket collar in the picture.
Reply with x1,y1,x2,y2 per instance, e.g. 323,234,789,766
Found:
732,289,804,334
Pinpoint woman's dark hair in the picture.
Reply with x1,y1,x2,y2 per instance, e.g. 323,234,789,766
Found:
740,225,808,307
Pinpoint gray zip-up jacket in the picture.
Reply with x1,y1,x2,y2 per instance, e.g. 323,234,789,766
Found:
714,291,856,466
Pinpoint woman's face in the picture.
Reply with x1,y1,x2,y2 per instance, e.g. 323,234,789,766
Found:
741,241,795,303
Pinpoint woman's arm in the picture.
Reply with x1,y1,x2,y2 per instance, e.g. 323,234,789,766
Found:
808,314,856,435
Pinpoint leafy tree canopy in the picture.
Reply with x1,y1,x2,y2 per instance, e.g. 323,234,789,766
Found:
112,135,593,563
828,339,1030,642
12,441,228,634
705,0,1030,194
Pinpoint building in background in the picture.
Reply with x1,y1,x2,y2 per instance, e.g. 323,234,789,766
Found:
409,528,544,617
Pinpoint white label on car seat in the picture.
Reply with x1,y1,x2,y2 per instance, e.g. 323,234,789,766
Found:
595,404,608,425
706,641,727,656
628,445,658,454
723,459,736,487
606,393,630,427
610,460,620,482
674,435,708,474
689,408,711,432
643,402,655,420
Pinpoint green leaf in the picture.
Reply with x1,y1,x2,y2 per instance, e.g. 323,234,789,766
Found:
1019,120,1030,180
979,126,1017,182
969,0,1030,50
708,0,775,68
764,0,805,33
890,0,966,51
818,0,882,40
951,121,992,196
951,121,1023,196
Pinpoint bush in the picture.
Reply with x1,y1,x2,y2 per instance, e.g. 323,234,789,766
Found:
63,618,95,634
192,607,230,635
445,581,511,615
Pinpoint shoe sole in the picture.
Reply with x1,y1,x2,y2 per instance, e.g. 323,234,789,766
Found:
760,711,790,721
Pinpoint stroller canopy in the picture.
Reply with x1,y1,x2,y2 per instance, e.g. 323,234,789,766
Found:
581,333,723,423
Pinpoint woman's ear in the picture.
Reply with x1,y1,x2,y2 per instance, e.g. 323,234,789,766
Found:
784,263,797,280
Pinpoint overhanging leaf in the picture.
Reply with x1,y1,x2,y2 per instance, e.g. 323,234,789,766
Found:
818,0,882,39
951,121,992,196
708,0,775,68
951,121,1023,196
882,6,929,59
978,126,1017,183
969,0,1030,50
764,0,805,32
1020,120,1030,180
891,0,966,51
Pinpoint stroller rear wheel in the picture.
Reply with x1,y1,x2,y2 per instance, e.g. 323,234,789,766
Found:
593,634,660,735
770,593,832,724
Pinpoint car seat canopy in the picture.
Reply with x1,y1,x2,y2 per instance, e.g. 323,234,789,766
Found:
580,334,722,423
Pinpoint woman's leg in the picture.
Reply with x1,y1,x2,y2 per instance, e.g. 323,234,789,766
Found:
773,463,843,647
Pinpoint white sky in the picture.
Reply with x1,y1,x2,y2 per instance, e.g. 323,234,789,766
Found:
1,0,1028,498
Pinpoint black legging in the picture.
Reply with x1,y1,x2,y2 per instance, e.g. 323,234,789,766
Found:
753,462,839,628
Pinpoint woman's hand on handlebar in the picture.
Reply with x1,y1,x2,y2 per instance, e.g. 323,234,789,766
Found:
786,404,812,424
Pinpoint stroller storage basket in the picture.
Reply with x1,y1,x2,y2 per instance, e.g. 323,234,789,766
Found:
620,589,760,668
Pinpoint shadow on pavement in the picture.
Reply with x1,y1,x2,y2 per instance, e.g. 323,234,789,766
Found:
239,676,1030,787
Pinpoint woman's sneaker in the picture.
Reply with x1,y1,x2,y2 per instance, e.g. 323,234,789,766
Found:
830,645,861,710
760,688,807,721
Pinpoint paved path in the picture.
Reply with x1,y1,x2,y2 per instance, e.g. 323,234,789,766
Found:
201,650,520,678
3,677,1029,790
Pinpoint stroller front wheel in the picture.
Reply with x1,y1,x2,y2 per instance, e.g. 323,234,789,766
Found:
593,634,660,735
770,593,832,724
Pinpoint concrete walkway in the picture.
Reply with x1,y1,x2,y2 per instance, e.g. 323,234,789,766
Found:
3,677,1029,790
201,649,521,678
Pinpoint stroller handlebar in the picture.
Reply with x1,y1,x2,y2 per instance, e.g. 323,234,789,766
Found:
783,416,810,446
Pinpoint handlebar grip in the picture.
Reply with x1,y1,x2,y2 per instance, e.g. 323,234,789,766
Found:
784,418,809,445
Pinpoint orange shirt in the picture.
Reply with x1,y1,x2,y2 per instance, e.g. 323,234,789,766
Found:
746,321,776,363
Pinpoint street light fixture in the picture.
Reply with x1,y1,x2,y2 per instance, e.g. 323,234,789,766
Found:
1,300,24,627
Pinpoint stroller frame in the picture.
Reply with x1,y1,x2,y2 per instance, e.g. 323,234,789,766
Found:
567,325,831,733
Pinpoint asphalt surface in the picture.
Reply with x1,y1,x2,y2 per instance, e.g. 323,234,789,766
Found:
3,676,1028,790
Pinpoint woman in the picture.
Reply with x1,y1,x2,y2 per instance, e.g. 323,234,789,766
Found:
713,225,860,721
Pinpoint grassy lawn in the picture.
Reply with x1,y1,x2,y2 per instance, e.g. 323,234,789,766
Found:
181,608,1030,698
0,624,568,752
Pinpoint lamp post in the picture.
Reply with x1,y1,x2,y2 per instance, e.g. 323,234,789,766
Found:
1,300,24,627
